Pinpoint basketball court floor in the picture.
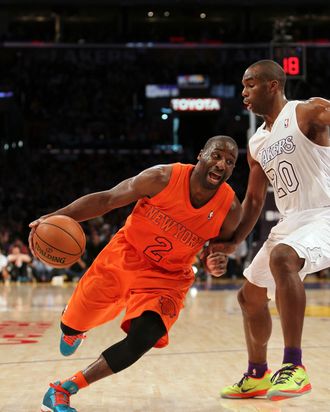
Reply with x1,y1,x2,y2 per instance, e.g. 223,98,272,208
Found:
0,276,329,412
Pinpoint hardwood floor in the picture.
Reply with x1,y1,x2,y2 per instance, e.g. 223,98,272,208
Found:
0,278,329,412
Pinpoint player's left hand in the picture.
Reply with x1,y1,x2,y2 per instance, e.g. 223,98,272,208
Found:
28,216,48,257
205,252,228,277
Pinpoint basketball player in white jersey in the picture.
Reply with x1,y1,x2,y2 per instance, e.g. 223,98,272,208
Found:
215,60,330,401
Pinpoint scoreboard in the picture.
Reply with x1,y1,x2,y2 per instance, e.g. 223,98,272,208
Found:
271,44,306,79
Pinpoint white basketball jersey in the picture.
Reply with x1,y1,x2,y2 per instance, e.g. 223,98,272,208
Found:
249,100,330,216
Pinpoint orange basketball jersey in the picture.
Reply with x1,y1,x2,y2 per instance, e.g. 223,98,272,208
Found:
124,163,235,272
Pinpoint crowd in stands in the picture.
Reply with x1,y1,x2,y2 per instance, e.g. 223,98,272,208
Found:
1,43,330,283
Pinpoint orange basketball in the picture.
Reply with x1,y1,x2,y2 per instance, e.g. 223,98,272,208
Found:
33,215,86,268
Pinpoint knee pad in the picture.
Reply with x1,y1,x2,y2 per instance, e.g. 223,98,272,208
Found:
127,311,166,354
102,311,166,373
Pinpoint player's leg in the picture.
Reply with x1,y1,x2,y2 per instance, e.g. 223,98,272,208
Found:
270,243,305,353
41,311,166,412
59,238,126,356
239,281,271,365
266,242,312,400
266,215,330,400
221,280,272,399
221,240,275,399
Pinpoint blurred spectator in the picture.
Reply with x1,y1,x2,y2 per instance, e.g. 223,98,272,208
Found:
0,248,9,283
0,230,11,254
53,257,87,282
8,238,30,255
31,258,54,282
6,244,32,282
85,230,108,267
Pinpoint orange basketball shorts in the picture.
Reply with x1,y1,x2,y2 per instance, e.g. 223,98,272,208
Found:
61,229,195,348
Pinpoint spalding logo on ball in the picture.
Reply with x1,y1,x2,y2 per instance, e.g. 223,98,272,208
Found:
33,215,86,268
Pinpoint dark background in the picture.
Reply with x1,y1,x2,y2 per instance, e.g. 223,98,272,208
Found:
0,0,329,253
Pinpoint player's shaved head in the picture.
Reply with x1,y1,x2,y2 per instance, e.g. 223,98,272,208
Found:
203,135,238,152
247,60,286,90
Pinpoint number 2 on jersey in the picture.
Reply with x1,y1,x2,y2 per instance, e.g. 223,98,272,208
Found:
144,236,173,262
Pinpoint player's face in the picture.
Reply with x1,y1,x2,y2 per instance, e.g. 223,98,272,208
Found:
197,140,237,190
241,67,273,116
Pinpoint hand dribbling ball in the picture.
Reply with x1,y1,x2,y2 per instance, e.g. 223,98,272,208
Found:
33,215,86,268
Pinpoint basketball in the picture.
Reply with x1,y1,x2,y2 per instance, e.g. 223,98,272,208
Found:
32,215,86,268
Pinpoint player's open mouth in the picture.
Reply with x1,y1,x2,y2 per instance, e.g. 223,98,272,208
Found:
208,171,222,183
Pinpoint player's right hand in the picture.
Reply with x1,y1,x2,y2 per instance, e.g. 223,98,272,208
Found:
205,252,228,277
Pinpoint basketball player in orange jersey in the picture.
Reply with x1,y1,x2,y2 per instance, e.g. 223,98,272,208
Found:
213,60,330,401
29,135,242,412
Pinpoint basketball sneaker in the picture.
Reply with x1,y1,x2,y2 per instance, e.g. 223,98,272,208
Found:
267,363,312,401
60,333,86,356
221,370,272,399
40,380,78,412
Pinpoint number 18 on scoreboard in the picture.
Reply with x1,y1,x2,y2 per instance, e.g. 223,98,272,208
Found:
271,44,306,80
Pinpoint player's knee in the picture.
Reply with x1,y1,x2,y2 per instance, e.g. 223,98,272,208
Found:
237,287,255,314
101,312,167,373
127,311,167,355
270,244,304,276
238,283,268,315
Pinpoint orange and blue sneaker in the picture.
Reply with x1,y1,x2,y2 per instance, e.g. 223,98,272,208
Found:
60,333,86,356
221,370,272,398
40,380,78,412
267,363,312,401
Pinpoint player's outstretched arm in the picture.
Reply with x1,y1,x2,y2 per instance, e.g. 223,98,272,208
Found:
33,164,172,224
297,97,330,139
28,165,173,254
305,97,330,125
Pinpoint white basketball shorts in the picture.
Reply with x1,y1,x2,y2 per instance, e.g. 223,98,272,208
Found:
244,207,330,300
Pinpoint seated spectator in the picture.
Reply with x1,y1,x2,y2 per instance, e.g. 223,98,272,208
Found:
0,248,9,283
64,257,87,282
8,238,30,255
52,257,87,282
7,245,32,282
85,230,108,267
31,257,54,282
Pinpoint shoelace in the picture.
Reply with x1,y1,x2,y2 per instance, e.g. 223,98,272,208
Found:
50,383,71,406
271,364,297,385
237,373,250,387
63,333,86,346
